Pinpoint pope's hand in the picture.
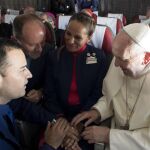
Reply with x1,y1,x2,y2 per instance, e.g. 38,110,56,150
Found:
71,109,100,127
82,126,110,144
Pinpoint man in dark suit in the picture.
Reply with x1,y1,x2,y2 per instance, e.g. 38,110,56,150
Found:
0,39,70,150
12,14,50,103
8,14,56,150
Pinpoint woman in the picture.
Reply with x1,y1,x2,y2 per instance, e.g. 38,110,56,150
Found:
44,12,108,150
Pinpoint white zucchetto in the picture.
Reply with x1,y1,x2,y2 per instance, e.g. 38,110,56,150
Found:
123,23,150,52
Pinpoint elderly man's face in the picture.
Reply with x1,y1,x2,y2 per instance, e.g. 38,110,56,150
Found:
112,32,146,78
20,21,45,59
0,49,32,103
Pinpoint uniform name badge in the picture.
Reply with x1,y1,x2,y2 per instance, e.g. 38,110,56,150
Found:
86,53,97,64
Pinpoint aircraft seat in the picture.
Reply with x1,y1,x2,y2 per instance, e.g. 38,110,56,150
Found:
108,13,127,26
90,25,114,68
57,15,71,29
90,25,114,53
97,17,123,36
132,15,146,23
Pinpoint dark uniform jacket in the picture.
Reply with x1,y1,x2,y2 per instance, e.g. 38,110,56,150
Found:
26,44,51,93
44,45,108,120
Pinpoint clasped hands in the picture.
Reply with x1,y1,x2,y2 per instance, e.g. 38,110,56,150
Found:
60,109,110,150
44,118,81,150
71,109,110,145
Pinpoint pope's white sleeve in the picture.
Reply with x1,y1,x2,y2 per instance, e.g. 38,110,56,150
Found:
110,127,150,150
93,96,113,121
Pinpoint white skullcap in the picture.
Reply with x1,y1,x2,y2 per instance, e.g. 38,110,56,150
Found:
123,23,150,52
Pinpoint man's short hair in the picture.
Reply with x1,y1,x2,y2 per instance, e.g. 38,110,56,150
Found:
0,39,25,75
13,14,44,40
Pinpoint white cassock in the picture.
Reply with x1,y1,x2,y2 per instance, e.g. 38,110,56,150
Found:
93,58,150,150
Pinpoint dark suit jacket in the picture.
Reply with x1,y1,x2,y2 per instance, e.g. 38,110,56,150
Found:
8,44,56,124
26,43,51,92
44,45,108,120
0,105,55,150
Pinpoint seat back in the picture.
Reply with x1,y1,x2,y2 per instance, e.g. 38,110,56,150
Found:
4,14,17,24
139,15,147,22
35,11,43,16
132,15,146,23
90,25,114,68
57,15,71,29
93,11,98,16
7,9,19,15
108,13,126,26
89,25,114,54
89,25,106,49
108,13,123,21
97,16,122,36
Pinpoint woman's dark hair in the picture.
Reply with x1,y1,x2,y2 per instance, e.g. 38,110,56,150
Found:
68,12,96,36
